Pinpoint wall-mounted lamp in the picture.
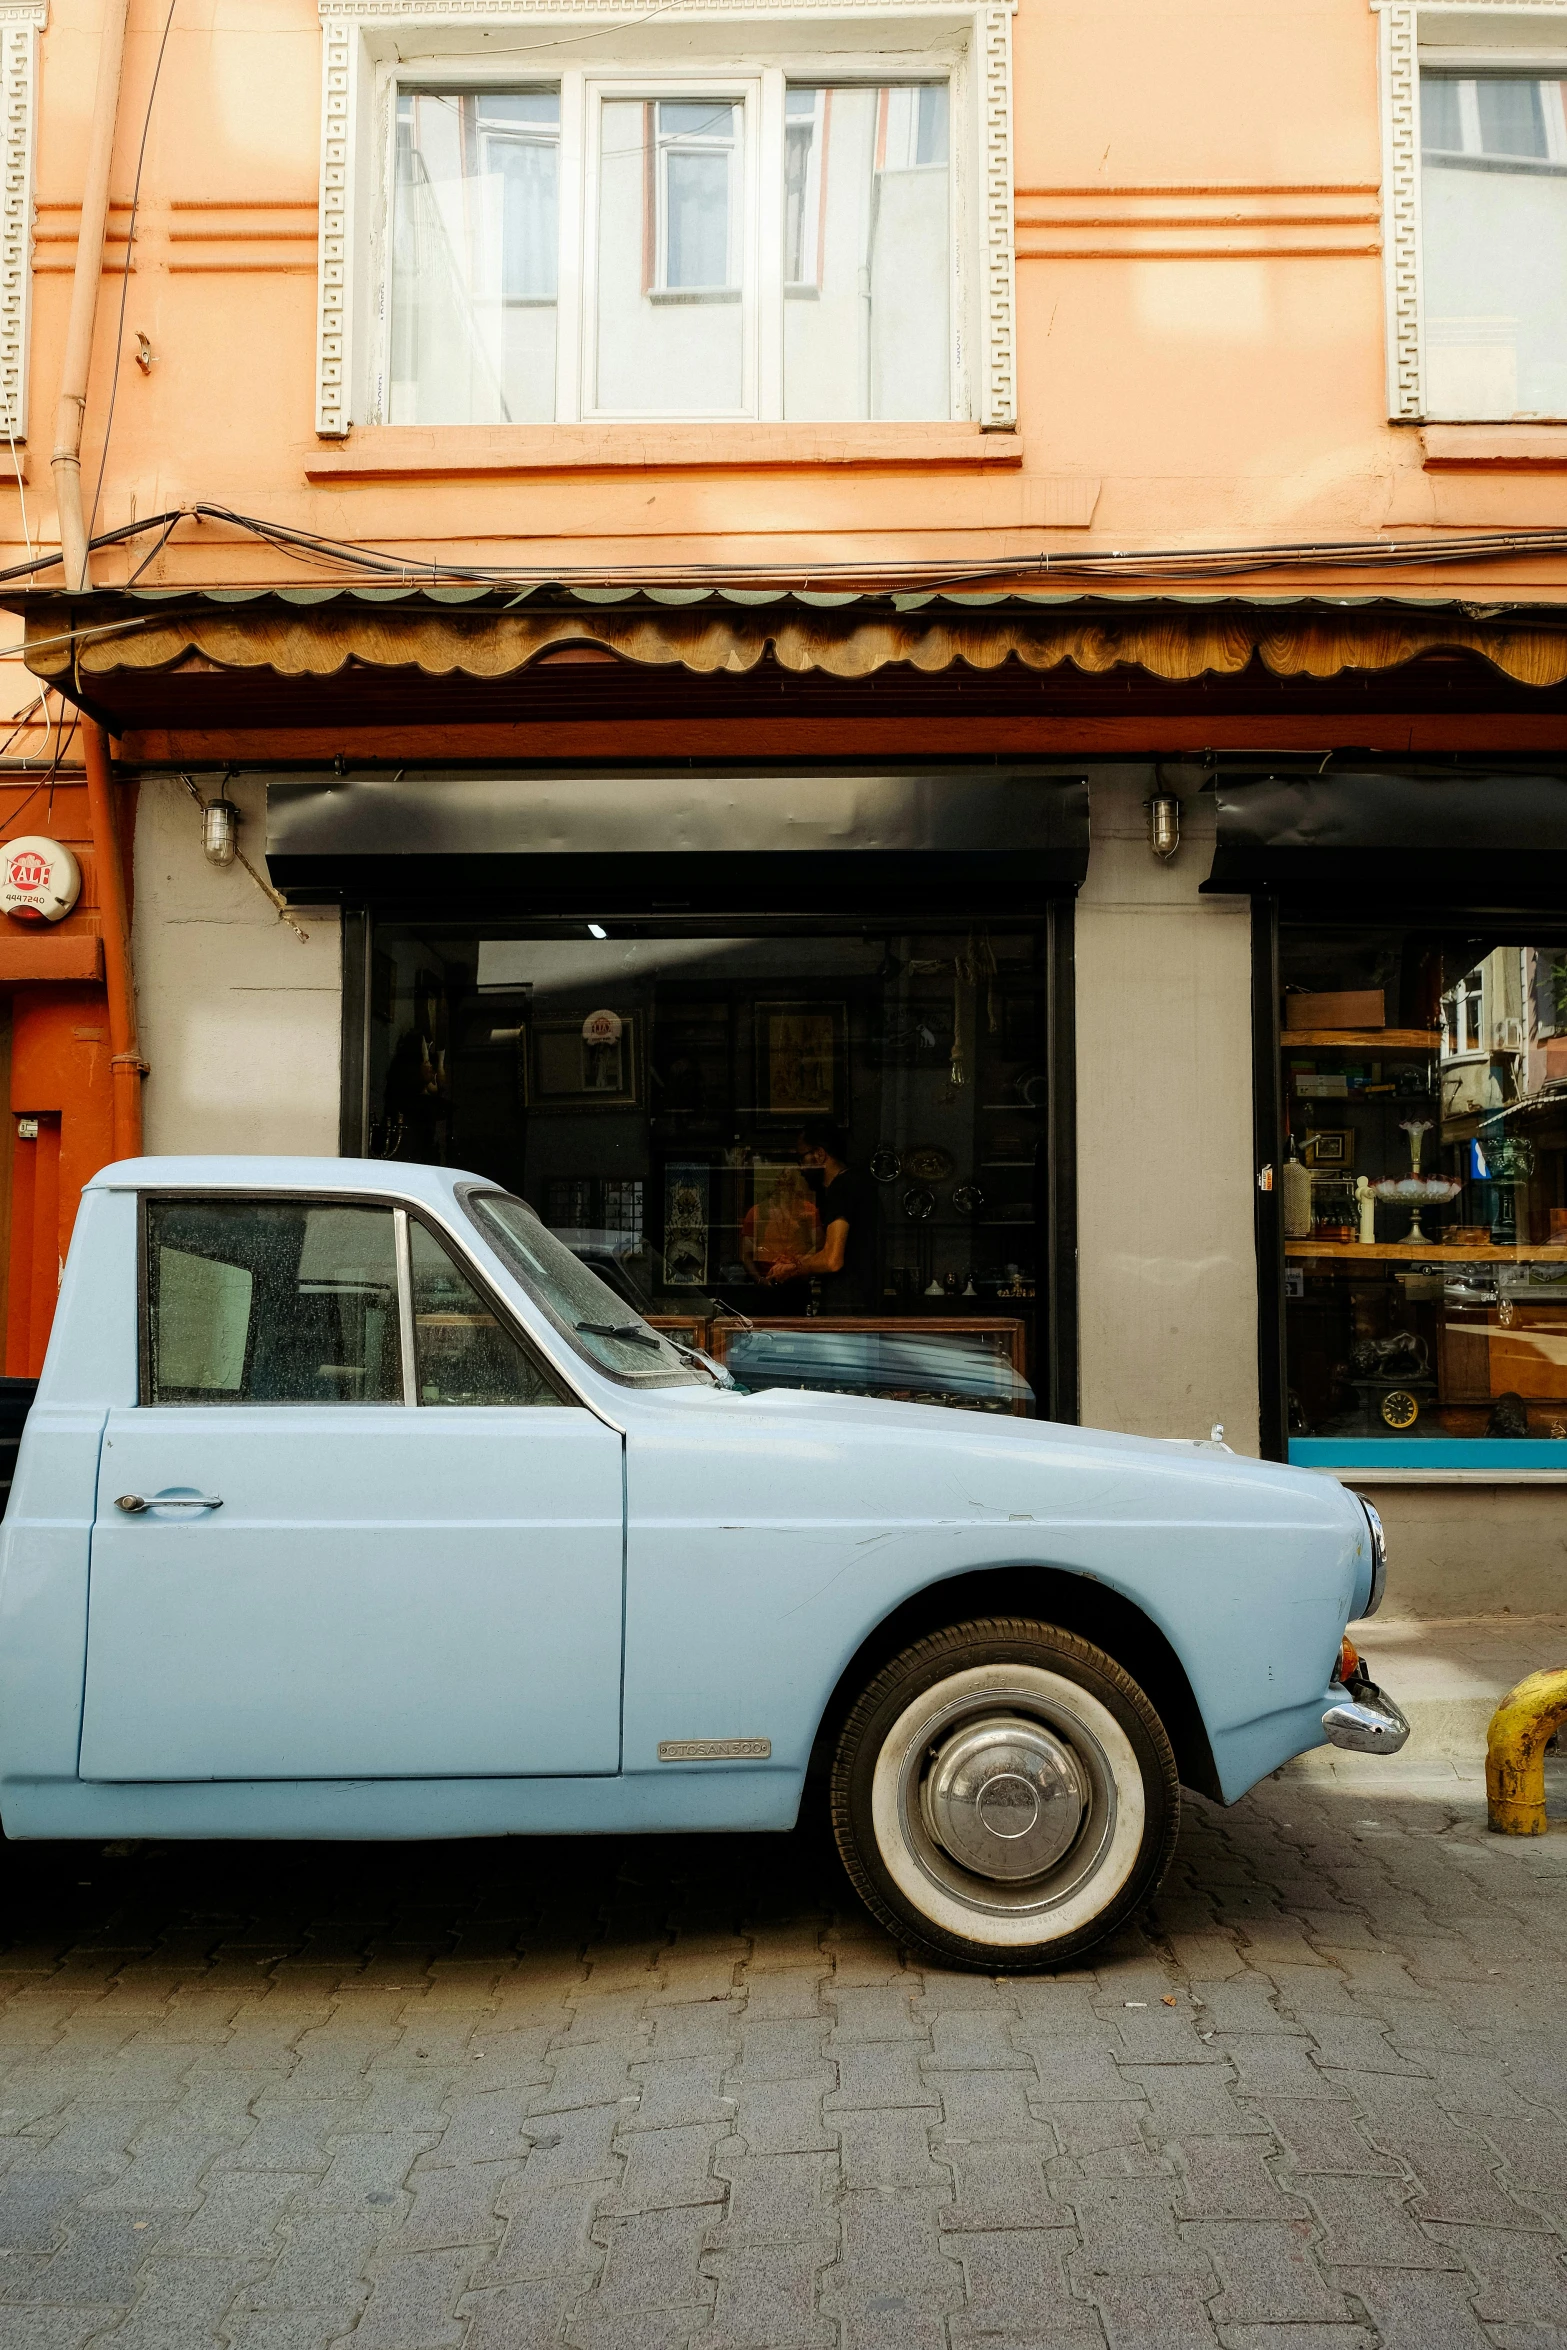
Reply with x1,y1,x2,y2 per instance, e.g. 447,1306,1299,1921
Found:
202,796,240,867
1147,794,1181,862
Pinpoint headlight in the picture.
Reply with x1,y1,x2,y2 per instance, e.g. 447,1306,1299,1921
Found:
1352,1493,1387,1617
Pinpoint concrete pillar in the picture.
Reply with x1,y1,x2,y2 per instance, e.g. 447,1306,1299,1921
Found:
1074,767,1260,1451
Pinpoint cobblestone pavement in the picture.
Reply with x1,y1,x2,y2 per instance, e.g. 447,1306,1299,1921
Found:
0,1760,1563,2350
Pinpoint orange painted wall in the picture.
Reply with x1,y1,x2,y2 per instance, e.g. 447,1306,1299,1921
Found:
0,0,1559,614
0,774,119,1373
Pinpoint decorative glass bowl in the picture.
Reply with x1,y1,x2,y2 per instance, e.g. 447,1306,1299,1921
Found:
1370,1175,1464,1243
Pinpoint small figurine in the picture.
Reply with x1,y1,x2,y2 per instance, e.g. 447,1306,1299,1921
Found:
1356,1174,1376,1246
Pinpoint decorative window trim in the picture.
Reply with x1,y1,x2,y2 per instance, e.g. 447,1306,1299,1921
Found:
1376,0,1567,421
0,1,44,443
314,0,1016,438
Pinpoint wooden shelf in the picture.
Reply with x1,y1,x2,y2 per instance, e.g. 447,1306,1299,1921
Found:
1287,1242,1567,1262
1282,1029,1441,1050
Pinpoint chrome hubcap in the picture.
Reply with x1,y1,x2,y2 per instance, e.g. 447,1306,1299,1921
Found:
920,1713,1089,1882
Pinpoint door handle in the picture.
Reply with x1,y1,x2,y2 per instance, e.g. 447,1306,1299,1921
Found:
115,1493,224,1514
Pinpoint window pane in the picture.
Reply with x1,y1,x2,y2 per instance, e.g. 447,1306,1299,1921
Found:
1476,76,1547,157
595,97,744,414
468,1193,703,1385
148,1201,401,1405
1281,934,1567,1468
1420,71,1567,419
389,88,559,425
409,1220,561,1405
782,85,950,422
1422,74,1463,152
666,150,730,287
371,923,1053,1415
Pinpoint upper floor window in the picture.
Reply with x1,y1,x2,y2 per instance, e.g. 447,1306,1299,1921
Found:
1419,66,1567,418
379,70,955,426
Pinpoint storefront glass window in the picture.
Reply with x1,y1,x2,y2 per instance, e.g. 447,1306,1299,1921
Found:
1280,922,1567,1465
363,923,1053,1414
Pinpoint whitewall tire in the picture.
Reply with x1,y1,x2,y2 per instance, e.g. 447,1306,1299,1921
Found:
830,1617,1180,1971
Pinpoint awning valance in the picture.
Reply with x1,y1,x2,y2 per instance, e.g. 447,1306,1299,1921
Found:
22,588,1567,696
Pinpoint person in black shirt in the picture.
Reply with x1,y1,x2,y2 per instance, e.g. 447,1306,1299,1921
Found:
765,1121,878,1312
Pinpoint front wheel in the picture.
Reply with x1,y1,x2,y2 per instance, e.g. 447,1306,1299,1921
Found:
830,1617,1179,1971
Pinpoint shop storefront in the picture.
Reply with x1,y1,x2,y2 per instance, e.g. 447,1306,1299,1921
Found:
1219,769,1567,1472
267,764,1088,1419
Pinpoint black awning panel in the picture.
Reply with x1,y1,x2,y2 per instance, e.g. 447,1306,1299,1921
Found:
1207,770,1567,908
266,766,1091,910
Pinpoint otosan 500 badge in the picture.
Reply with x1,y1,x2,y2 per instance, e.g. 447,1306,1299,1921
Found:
0,837,81,925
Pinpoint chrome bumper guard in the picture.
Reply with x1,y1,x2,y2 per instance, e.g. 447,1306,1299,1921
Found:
1322,1672,1411,1756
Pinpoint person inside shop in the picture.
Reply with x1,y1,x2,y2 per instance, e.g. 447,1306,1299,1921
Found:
765,1121,878,1311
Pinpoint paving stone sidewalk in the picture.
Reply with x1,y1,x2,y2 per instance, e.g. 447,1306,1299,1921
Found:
0,1755,1563,2350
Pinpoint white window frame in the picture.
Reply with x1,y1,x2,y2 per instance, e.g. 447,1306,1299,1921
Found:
648,94,745,295
580,72,762,420
1376,0,1567,419
315,0,1017,437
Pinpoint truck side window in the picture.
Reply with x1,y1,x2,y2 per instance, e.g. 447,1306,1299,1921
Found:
409,1220,563,1407
147,1200,402,1405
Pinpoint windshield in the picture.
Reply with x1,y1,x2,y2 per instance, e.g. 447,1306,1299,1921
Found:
463,1190,710,1386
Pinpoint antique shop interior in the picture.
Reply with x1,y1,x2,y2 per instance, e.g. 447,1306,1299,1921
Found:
284,765,1086,1424
1224,765,1567,1474
1277,919,1567,1470
357,918,1062,1417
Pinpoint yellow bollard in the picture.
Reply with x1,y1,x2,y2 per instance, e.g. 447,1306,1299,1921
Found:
1486,1668,1567,1836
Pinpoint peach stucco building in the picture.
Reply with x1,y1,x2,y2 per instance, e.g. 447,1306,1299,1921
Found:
1,0,1567,1602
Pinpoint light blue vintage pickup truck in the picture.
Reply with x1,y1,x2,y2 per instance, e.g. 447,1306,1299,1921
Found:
0,1158,1406,1971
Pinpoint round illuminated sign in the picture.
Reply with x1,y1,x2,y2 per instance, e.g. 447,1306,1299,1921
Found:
581,1008,624,1046
0,836,81,925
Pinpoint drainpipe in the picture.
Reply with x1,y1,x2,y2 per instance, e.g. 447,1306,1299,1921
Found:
83,719,143,1161
50,0,131,590
51,0,142,1159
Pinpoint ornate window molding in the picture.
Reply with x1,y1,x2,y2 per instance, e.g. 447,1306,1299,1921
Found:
314,0,1016,437
0,1,44,442
1376,0,1567,421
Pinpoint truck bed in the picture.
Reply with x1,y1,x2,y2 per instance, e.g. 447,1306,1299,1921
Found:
0,1377,37,1519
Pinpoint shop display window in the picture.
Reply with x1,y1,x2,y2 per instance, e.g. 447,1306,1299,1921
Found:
1279,921,1567,1466
361,922,1057,1415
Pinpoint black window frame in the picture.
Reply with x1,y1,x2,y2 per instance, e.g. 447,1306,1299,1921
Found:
341,898,1082,1425
1252,897,1567,1465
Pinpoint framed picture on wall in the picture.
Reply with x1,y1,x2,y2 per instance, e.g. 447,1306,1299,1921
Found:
756,1002,845,1120
532,1014,640,1109
663,1163,710,1287
1301,1128,1354,1168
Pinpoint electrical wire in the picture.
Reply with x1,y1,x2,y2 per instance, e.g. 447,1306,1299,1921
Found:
86,0,179,549
5,422,31,562
168,505,1567,592
0,508,184,587
19,498,1567,602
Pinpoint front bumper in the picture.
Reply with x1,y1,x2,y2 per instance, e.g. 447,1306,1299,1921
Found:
1322,1673,1411,1755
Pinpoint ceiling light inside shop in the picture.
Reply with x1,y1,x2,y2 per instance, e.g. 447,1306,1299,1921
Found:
587,923,608,939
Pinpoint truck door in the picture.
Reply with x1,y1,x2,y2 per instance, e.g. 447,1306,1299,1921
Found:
79,1193,624,1782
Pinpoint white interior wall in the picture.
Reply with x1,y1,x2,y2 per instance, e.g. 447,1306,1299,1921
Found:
1074,768,1260,1451
133,774,342,1157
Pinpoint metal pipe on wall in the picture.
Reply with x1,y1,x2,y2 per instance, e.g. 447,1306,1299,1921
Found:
83,720,143,1160
50,0,143,1159
50,0,131,592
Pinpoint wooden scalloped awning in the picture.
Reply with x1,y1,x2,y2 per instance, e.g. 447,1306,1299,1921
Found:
23,596,1567,691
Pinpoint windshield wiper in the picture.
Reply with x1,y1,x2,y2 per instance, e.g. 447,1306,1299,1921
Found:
576,1320,662,1350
